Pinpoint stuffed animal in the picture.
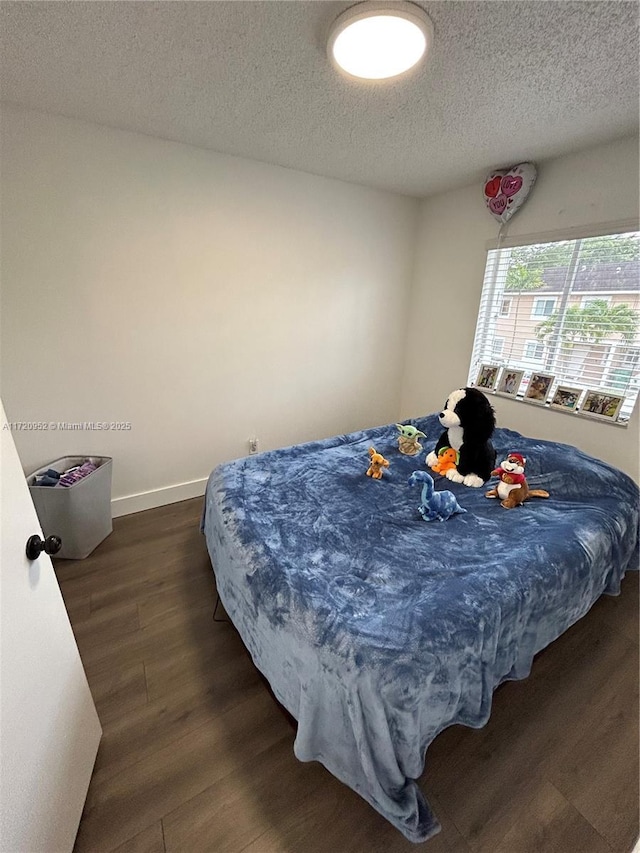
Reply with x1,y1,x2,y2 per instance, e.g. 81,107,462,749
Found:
396,424,427,456
366,447,389,480
408,471,466,522
425,388,496,487
430,446,459,475
485,452,549,508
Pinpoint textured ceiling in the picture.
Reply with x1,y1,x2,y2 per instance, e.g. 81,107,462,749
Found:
0,1,638,197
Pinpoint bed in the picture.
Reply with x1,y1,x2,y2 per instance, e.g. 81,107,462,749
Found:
201,413,639,843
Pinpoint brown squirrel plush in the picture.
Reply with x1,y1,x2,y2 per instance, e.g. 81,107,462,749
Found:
485,452,549,508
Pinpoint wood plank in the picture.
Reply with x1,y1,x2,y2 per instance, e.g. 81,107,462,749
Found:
56,499,204,583
91,656,266,787
550,672,639,852
109,822,165,853
162,736,327,853
586,571,639,645
143,632,259,704
88,662,148,726
57,525,202,585
90,683,267,792
493,780,612,853
426,792,472,853
238,771,462,853
74,690,293,852
57,540,210,611
78,601,218,678
72,601,140,644
61,590,92,622
137,573,217,628
89,550,212,616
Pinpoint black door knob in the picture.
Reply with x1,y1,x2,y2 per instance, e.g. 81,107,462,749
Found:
25,534,63,560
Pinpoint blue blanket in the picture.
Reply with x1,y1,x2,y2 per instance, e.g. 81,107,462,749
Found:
202,415,639,843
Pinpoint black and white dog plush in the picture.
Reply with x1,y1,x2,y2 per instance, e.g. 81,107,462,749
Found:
426,388,497,487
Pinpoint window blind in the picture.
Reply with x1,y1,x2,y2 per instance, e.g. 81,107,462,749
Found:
468,231,640,423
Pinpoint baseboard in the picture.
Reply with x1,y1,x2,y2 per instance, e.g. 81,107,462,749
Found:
111,477,208,518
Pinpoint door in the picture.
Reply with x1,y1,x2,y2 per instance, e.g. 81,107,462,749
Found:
0,401,101,852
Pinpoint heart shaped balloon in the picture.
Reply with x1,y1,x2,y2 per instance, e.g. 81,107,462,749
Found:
483,162,537,224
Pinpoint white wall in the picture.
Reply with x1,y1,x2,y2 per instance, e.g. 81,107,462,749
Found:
3,109,638,508
0,106,419,513
400,136,640,482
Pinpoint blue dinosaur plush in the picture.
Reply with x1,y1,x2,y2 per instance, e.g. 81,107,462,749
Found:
408,471,467,522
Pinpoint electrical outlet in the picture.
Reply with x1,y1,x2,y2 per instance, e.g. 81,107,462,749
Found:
248,437,259,455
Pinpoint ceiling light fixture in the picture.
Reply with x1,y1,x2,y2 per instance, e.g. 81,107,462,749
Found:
328,2,433,81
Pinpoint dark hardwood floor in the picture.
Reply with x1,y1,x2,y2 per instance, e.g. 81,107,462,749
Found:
54,497,639,853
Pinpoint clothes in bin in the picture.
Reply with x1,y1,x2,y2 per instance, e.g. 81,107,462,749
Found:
27,456,113,559
34,460,98,487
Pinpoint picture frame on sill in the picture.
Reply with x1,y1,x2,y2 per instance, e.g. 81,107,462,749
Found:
476,364,500,391
549,385,583,412
496,368,525,397
581,390,624,420
524,372,555,404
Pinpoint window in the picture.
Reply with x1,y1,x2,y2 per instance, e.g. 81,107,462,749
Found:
469,230,640,423
531,297,556,318
581,296,611,309
607,345,640,391
492,337,505,358
523,340,544,361
499,298,511,317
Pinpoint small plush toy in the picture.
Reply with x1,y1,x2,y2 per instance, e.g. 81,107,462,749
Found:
396,424,427,456
366,447,390,480
485,452,550,508
408,471,466,521
430,446,459,475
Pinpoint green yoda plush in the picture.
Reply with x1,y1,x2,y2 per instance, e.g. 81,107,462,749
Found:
396,424,427,457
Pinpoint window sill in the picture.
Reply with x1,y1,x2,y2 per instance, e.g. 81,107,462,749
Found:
488,389,631,428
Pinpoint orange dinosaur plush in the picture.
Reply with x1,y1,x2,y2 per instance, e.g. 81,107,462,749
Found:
366,447,390,480
430,446,459,476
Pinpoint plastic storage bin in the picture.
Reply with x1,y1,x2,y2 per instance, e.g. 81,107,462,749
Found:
27,456,113,559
